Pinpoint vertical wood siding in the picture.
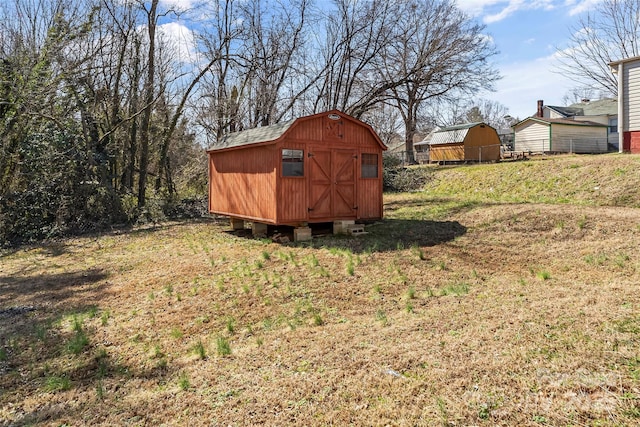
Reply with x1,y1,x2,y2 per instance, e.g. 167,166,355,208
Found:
429,144,465,162
209,146,277,222
276,141,308,223
463,127,501,161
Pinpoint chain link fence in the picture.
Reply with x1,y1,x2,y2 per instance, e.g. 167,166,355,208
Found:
515,137,610,154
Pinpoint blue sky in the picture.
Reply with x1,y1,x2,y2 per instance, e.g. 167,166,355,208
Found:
458,0,606,119
161,0,607,121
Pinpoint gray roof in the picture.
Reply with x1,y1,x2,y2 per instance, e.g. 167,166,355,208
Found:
209,119,296,151
567,98,617,116
515,116,608,128
546,105,583,117
428,122,484,145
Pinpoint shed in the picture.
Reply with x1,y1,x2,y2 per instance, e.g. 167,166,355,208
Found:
207,110,387,229
513,117,608,153
610,56,640,153
424,122,501,163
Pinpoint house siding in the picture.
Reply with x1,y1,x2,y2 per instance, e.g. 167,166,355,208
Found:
551,124,608,153
514,121,549,152
623,60,640,132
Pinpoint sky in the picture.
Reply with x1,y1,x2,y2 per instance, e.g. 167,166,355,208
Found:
456,0,606,120
156,0,609,121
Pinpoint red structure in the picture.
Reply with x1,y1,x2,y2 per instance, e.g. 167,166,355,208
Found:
207,110,387,227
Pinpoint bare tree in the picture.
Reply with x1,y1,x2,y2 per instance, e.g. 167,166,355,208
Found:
312,0,396,115
380,0,499,154
194,0,245,144
556,0,640,97
465,99,511,129
239,0,310,127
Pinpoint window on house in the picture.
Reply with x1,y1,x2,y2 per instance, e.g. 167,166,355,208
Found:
361,153,378,178
609,118,618,134
282,149,304,177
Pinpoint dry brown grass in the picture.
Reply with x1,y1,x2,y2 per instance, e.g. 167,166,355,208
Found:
2,155,640,426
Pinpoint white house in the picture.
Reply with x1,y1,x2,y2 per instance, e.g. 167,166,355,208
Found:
610,56,640,153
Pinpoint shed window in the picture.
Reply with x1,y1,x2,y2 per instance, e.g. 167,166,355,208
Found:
282,149,304,177
361,153,378,178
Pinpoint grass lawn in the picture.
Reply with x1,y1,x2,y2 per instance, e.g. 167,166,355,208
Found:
1,154,640,426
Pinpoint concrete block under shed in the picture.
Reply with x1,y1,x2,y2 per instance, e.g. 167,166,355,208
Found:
230,218,245,230
251,222,268,237
333,220,355,235
347,224,366,236
294,226,312,242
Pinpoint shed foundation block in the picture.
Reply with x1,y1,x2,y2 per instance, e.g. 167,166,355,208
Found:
333,220,355,235
251,222,268,237
230,218,245,231
294,226,312,242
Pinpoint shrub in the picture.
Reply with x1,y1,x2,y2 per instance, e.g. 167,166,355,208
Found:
383,154,430,192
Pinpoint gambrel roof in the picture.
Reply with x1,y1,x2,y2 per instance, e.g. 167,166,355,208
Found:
207,110,387,152
428,122,488,145
209,120,295,151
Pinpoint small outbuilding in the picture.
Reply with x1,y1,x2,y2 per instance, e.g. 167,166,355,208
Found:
513,116,609,154
207,110,387,234
420,122,501,163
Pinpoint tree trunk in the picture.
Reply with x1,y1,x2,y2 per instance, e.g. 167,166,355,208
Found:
137,0,158,209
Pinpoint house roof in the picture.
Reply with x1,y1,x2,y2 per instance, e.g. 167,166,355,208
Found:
427,122,490,145
567,98,617,116
545,105,583,117
610,55,640,67
209,119,296,151
513,116,609,128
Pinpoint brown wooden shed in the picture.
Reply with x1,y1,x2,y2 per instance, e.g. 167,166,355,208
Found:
425,122,501,163
207,110,387,228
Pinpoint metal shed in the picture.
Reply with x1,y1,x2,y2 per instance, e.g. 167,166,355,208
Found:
207,110,387,234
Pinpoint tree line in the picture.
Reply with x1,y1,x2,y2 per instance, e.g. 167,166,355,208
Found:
0,0,499,246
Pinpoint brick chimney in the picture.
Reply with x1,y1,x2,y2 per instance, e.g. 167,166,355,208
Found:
537,100,544,118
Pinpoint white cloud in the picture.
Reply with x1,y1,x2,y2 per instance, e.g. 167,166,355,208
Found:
160,0,193,11
458,0,555,24
565,0,603,16
158,22,198,65
484,53,577,119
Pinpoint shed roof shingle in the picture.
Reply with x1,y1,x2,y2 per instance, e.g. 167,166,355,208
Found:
209,119,295,151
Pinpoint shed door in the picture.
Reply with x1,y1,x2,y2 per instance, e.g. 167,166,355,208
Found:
308,148,357,220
